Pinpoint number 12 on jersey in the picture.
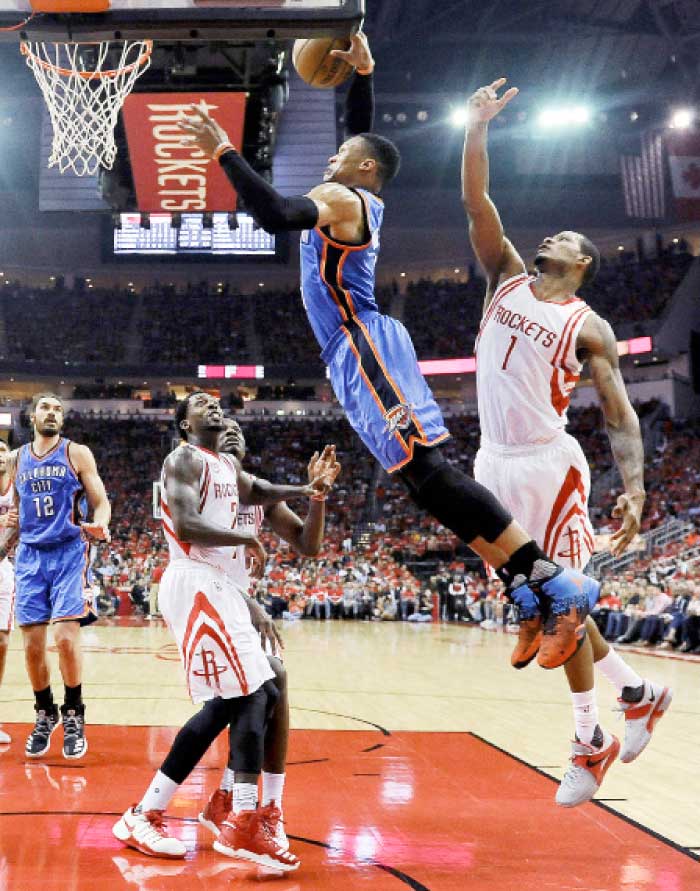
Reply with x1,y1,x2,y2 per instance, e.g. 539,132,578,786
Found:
502,335,518,371
33,495,55,518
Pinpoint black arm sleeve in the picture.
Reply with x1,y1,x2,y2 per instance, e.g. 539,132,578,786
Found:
345,72,374,137
218,150,319,234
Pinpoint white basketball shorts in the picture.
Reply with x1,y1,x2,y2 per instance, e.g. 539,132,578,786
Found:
0,558,15,632
474,433,596,570
159,559,274,704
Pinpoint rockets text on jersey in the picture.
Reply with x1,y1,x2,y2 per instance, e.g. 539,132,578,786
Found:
225,497,265,593
160,444,239,575
475,273,592,447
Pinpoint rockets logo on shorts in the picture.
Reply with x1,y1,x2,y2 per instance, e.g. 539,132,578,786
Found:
384,401,414,434
192,647,229,691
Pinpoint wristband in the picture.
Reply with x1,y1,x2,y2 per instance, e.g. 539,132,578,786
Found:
311,493,327,503
356,64,375,76
213,142,235,162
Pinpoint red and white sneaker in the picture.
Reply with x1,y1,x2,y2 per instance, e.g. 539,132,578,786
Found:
198,789,233,838
263,801,289,852
617,681,673,763
555,728,620,808
213,806,300,872
112,806,187,859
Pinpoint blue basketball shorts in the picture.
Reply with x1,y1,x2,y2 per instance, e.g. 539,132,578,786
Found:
15,537,94,626
322,312,451,473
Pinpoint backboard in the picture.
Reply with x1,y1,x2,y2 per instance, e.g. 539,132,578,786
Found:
0,0,364,42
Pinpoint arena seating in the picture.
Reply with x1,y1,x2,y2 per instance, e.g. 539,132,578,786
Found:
0,246,690,368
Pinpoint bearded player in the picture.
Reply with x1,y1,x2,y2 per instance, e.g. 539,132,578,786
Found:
462,78,672,806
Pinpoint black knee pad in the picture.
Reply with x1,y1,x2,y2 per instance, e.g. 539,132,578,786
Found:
403,452,512,544
228,686,268,775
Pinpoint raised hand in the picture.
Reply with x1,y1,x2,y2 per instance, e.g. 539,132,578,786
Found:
467,77,519,125
329,32,375,74
178,103,233,158
307,445,341,497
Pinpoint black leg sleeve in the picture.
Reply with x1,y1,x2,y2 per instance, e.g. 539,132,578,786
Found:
400,446,513,545
160,697,233,785
227,685,275,775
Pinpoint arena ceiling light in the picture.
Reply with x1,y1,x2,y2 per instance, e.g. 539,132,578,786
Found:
669,108,694,130
536,105,591,130
449,106,470,127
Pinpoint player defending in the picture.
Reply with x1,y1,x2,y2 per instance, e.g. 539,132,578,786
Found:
462,79,672,806
114,393,335,867
198,418,341,853
0,440,16,744
0,394,110,759
179,34,599,670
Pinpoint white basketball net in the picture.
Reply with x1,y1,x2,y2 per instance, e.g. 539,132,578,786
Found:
21,39,152,177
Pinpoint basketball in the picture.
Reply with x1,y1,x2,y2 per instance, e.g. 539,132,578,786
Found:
292,37,354,89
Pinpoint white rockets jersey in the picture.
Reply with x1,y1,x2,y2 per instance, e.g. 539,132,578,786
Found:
226,497,265,593
475,272,592,447
160,444,240,575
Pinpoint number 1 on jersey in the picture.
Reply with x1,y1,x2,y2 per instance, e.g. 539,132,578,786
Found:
502,335,518,371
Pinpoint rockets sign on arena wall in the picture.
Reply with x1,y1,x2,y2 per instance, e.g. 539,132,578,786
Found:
122,92,247,213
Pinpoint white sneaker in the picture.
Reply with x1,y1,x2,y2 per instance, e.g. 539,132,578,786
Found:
480,619,497,630
112,807,187,859
0,726,10,744
555,728,620,808
617,681,673,763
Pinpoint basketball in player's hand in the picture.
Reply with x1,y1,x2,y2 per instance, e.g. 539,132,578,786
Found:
292,38,354,88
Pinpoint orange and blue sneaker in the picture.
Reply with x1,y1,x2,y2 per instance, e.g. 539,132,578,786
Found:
508,584,543,669
536,569,599,669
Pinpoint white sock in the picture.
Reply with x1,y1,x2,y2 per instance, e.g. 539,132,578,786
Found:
220,767,235,793
595,649,643,694
571,689,599,745
261,771,285,809
233,782,258,813
137,770,179,814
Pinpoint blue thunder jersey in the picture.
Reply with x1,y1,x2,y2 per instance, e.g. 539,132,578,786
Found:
300,187,383,353
15,439,87,546
298,186,450,473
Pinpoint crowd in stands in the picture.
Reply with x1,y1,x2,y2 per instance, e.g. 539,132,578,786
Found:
0,243,692,368
25,401,690,658
591,565,700,654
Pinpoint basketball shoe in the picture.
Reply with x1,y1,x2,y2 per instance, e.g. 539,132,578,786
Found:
555,726,620,808
198,789,232,837
617,681,673,763
112,806,187,859
0,726,10,744
537,569,599,669
60,704,87,759
213,805,299,871
25,705,59,758
263,801,289,852
508,588,543,669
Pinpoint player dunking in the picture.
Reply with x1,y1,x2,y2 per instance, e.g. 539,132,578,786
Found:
0,393,110,759
114,393,336,867
180,33,600,670
198,418,341,853
0,440,16,745
462,79,672,806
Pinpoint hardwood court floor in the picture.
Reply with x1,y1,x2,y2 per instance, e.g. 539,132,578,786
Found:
0,619,698,890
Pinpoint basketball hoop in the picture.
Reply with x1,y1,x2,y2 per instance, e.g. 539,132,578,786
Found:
21,38,152,176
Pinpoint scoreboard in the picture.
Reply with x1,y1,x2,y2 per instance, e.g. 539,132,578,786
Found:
113,212,276,256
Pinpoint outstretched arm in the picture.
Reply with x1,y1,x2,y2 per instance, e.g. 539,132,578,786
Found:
462,78,525,299
265,445,341,556
237,445,341,509
578,314,646,557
